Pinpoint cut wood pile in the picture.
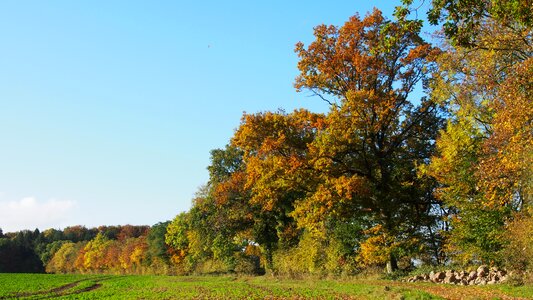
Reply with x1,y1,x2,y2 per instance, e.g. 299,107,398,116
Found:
404,265,509,285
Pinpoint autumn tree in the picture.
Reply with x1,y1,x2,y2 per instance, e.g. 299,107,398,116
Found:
424,9,532,265
431,0,531,48
293,9,443,272
102,240,121,272
228,109,325,270
165,144,267,274
146,221,171,272
117,225,150,241
79,233,112,272
117,237,147,272
186,187,241,272
63,225,97,243
39,240,68,265
165,211,195,270
46,242,86,274
205,146,254,268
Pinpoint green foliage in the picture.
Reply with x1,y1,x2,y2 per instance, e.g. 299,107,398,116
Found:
400,0,532,48
0,237,44,273
429,0,531,47
445,208,508,265
165,212,191,266
502,209,533,271
234,252,263,275
211,234,235,263
208,146,244,184
271,230,357,278
39,240,69,265
146,221,171,265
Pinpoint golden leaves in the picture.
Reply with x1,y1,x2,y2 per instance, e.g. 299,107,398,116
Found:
477,57,533,208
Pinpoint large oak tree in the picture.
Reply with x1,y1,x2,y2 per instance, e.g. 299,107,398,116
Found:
293,9,443,272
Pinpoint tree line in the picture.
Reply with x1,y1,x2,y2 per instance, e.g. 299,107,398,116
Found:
0,224,172,274
1,0,531,277
163,0,532,276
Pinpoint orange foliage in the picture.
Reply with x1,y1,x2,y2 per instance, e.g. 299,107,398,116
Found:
478,58,532,208
231,109,325,212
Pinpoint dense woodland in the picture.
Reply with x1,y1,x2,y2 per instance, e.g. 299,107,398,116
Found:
1,0,531,280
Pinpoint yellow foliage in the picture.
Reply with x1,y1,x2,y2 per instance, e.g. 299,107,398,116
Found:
357,225,392,266
356,225,419,268
503,209,533,271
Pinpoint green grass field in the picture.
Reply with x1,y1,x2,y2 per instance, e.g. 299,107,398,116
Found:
0,273,531,299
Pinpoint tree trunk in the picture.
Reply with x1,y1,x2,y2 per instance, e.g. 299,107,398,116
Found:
386,253,398,274
263,247,274,274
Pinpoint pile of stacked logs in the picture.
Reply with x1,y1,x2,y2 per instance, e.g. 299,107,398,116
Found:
405,265,509,285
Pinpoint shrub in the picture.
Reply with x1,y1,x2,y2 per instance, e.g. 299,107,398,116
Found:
502,210,533,272
234,253,263,275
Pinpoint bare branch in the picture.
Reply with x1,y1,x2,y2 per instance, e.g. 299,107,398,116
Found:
309,89,341,109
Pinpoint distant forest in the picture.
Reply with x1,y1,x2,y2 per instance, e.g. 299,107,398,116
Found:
1,0,531,278
0,225,168,274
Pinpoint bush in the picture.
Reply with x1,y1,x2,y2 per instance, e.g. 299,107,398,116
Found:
272,232,327,277
234,254,263,275
502,211,533,272
192,258,232,275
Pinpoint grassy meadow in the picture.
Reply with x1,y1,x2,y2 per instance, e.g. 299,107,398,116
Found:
0,273,532,300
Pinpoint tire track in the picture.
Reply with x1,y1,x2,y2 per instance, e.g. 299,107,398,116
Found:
0,280,85,299
2,276,111,300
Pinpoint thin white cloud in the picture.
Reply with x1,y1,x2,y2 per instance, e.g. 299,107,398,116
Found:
0,197,76,233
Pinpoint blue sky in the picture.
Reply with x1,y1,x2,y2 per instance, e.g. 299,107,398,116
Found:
0,1,434,232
